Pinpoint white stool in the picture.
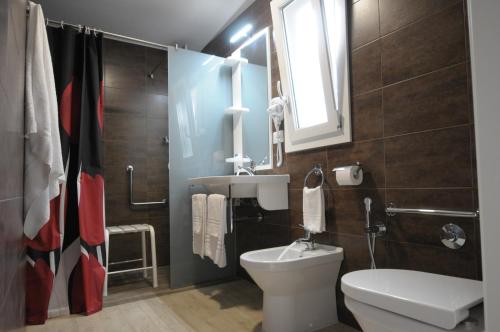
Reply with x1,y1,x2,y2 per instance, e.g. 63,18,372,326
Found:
104,224,158,296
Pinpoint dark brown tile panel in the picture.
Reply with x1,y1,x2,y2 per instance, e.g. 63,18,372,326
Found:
146,48,168,96
352,89,383,141
385,188,475,247
382,239,478,279
351,0,380,49
326,139,385,189
103,113,146,142
385,126,472,188
286,148,327,189
352,40,382,95
147,94,169,119
381,3,466,85
379,0,461,35
383,63,469,137
327,189,385,236
104,87,147,116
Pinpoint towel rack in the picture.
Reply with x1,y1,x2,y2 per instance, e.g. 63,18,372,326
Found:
304,164,324,188
386,203,479,218
126,165,167,209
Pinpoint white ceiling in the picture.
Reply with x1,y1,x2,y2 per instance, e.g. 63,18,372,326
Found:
35,0,256,51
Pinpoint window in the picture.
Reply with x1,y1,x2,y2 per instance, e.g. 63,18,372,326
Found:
271,0,351,152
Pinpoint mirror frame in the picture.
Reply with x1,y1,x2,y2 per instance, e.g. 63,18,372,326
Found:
231,27,274,171
271,0,352,152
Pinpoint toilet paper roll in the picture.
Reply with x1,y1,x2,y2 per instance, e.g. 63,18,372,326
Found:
335,166,363,186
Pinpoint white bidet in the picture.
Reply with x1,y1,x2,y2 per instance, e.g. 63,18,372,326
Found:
240,244,344,332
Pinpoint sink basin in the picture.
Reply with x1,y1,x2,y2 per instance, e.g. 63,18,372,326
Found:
188,174,290,210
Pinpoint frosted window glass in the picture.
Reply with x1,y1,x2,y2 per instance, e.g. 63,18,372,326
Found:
283,0,328,129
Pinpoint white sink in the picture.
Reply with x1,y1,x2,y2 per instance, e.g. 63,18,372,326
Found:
188,175,289,210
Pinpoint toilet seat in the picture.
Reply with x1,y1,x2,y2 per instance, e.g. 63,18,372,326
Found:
341,269,483,330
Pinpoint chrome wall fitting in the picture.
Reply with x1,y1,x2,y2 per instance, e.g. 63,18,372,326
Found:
440,223,466,249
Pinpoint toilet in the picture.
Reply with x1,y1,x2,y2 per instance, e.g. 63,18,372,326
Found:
341,269,484,332
240,243,344,332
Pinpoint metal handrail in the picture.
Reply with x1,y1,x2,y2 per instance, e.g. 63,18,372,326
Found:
386,204,479,218
126,165,167,209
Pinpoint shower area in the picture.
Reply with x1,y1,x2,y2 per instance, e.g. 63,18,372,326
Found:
41,24,246,294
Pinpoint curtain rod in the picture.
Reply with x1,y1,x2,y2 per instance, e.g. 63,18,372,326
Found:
45,18,173,51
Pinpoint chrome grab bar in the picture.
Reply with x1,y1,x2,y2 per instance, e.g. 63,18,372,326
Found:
386,203,479,218
126,165,167,209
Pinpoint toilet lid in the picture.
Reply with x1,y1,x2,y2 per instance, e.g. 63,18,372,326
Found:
341,269,483,330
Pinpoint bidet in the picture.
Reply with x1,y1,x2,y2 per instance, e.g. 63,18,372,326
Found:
241,244,344,332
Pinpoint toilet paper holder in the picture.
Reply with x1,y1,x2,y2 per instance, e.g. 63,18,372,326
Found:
332,162,363,178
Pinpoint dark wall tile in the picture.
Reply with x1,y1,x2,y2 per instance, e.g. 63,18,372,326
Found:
379,0,461,35
351,0,380,49
385,126,471,188
104,87,147,115
103,40,169,267
104,39,147,90
146,48,168,96
385,189,475,247
381,3,466,85
382,240,478,279
327,189,385,236
104,113,146,141
352,90,383,141
383,63,469,136
327,140,385,189
287,148,327,189
352,41,382,95
147,94,168,118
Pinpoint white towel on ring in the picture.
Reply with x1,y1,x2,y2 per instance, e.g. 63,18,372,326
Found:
205,194,227,268
303,186,326,233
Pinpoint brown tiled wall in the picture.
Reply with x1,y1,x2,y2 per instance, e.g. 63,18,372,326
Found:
203,0,480,328
103,39,170,267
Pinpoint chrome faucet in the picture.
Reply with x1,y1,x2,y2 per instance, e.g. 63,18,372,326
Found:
296,224,316,250
236,160,256,176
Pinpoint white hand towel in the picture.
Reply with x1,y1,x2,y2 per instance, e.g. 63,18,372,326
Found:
303,186,326,233
24,2,66,239
192,194,207,257
205,194,227,268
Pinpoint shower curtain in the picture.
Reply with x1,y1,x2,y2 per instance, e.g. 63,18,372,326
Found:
25,27,106,324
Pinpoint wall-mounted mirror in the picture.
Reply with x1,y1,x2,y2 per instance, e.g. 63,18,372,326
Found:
271,0,351,152
231,28,273,170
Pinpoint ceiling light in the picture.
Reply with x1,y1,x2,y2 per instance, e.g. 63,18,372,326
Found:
230,24,253,43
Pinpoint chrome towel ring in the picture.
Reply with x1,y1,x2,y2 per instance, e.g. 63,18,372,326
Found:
304,164,325,188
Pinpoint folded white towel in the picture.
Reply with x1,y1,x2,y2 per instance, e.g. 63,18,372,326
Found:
192,194,207,257
205,194,227,268
303,186,326,233
24,2,66,240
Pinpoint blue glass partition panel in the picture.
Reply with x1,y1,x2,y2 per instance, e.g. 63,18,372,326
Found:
168,48,235,288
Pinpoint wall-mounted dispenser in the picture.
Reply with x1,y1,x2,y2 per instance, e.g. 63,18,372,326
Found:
332,162,363,186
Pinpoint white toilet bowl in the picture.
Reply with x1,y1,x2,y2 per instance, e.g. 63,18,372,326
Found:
240,244,344,332
341,269,484,332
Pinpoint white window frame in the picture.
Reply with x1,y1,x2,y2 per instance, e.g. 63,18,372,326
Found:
271,0,351,152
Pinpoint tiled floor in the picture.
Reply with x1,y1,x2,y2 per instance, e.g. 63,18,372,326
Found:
27,268,359,332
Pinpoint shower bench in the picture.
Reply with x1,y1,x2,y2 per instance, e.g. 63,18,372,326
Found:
104,224,158,296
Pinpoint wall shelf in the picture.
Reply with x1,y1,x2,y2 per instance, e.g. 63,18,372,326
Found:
225,106,250,114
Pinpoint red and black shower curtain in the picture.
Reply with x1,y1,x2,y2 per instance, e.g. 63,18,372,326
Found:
25,27,106,324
